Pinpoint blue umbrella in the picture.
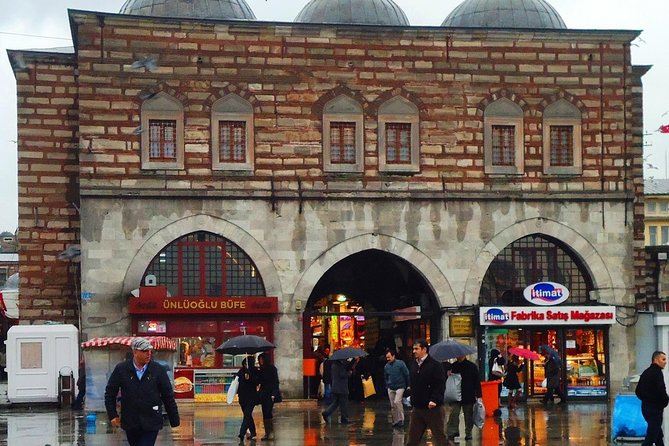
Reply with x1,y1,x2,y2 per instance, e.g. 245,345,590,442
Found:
429,340,476,362
539,344,560,361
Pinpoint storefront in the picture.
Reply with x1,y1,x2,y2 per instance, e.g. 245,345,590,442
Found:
129,287,278,402
480,304,616,399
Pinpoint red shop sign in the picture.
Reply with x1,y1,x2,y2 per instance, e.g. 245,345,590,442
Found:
129,294,278,315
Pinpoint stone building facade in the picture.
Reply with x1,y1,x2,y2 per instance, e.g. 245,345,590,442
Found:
9,0,648,397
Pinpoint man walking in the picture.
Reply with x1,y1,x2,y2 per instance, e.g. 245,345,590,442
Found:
446,355,482,442
636,351,669,446
105,338,180,446
322,358,353,424
384,349,410,428
406,339,447,446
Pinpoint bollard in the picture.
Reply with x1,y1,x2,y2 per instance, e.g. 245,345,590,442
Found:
86,412,97,434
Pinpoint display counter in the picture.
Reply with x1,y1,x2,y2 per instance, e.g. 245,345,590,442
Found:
189,368,237,402
566,354,607,396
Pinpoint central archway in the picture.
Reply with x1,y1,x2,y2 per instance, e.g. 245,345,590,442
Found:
303,248,442,399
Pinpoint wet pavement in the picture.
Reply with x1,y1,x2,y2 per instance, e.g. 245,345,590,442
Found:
0,390,627,446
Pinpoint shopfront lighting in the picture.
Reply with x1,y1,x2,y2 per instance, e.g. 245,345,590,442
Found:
336,294,347,303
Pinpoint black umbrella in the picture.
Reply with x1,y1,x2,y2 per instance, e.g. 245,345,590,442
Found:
429,340,476,362
215,335,275,355
329,347,368,361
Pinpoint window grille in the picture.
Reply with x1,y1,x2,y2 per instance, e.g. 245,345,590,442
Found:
550,125,574,166
385,123,412,164
491,125,515,166
219,121,247,163
330,122,357,164
148,119,177,160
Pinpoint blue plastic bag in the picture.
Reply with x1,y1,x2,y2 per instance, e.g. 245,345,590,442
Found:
612,394,646,439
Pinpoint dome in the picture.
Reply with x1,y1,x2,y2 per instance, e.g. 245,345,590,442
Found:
442,0,567,29
295,0,409,26
119,0,256,20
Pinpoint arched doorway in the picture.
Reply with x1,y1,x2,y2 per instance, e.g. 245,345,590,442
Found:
303,249,440,398
478,234,611,401
128,230,278,402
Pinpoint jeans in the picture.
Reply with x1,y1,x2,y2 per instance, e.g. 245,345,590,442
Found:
406,405,447,446
125,429,159,446
641,404,665,446
323,392,349,422
238,400,256,438
387,388,405,424
447,402,474,438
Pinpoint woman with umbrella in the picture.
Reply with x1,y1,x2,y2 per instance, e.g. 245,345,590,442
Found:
257,352,280,440
236,356,258,442
503,355,524,409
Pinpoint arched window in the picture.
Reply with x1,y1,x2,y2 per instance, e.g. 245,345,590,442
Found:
479,234,593,305
142,231,265,298
211,94,254,171
141,92,184,170
543,99,583,175
378,96,420,173
484,98,524,175
322,95,364,173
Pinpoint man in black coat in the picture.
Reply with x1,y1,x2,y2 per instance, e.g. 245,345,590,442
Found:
406,338,447,446
447,355,482,442
636,351,669,446
105,338,180,446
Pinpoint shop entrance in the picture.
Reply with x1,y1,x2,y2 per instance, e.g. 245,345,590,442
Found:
482,326,609,399
303,249,440,398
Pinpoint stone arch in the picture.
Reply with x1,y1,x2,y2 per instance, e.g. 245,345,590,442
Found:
136,81,189,108
312,84,367,116
368,87,427,118
203,86,260,113
463,217,617,306
292,233,456,310
538,89,587,117
121,214,282,300
477,88,530,117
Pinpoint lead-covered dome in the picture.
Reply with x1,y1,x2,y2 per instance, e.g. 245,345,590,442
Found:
295,0,409,26
442,0,566,29
119,0,256,20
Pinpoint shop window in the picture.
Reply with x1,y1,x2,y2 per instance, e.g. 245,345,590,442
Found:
484,98,524,175
211,94,254,171
378,96,420,173
142,231,265,298
322,95,364,173
542,99,582,175
649,226,658,246
479,234,593,305
141,92,184,170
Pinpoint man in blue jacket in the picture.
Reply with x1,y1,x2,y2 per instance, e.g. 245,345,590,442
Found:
384,349,410,428
406,339,447,446
105,337,180,446
636,351,669,446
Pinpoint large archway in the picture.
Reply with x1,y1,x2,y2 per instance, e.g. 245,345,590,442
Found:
303,248,441,399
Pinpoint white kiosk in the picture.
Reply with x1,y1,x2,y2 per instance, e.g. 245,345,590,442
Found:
5,324,79,403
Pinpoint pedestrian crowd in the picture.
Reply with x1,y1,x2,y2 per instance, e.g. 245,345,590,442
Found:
101,336,584,445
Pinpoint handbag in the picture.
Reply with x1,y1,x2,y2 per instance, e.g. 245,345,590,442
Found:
317,379,325,398
492,360,505,378
274,388,283,403
444,373,462,403
473,398,485,428
362,377,376,398
541,378,547,388
226,376,239,405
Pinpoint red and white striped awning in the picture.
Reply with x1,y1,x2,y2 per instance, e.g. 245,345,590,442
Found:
81,336,177,351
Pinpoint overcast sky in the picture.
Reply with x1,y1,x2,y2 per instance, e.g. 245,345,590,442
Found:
1,0,667,232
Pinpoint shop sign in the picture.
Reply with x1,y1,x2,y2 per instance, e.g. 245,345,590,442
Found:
128,295,278,314
479,306,616,326
523,282,570,306
393,306,421,322
449,315,475,337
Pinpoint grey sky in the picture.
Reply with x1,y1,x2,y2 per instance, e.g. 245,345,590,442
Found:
1,0,667,232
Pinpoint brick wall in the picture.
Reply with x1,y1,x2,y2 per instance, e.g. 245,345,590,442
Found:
13,51,80,324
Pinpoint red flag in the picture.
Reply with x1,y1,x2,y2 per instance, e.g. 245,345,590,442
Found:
660,124,669,134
